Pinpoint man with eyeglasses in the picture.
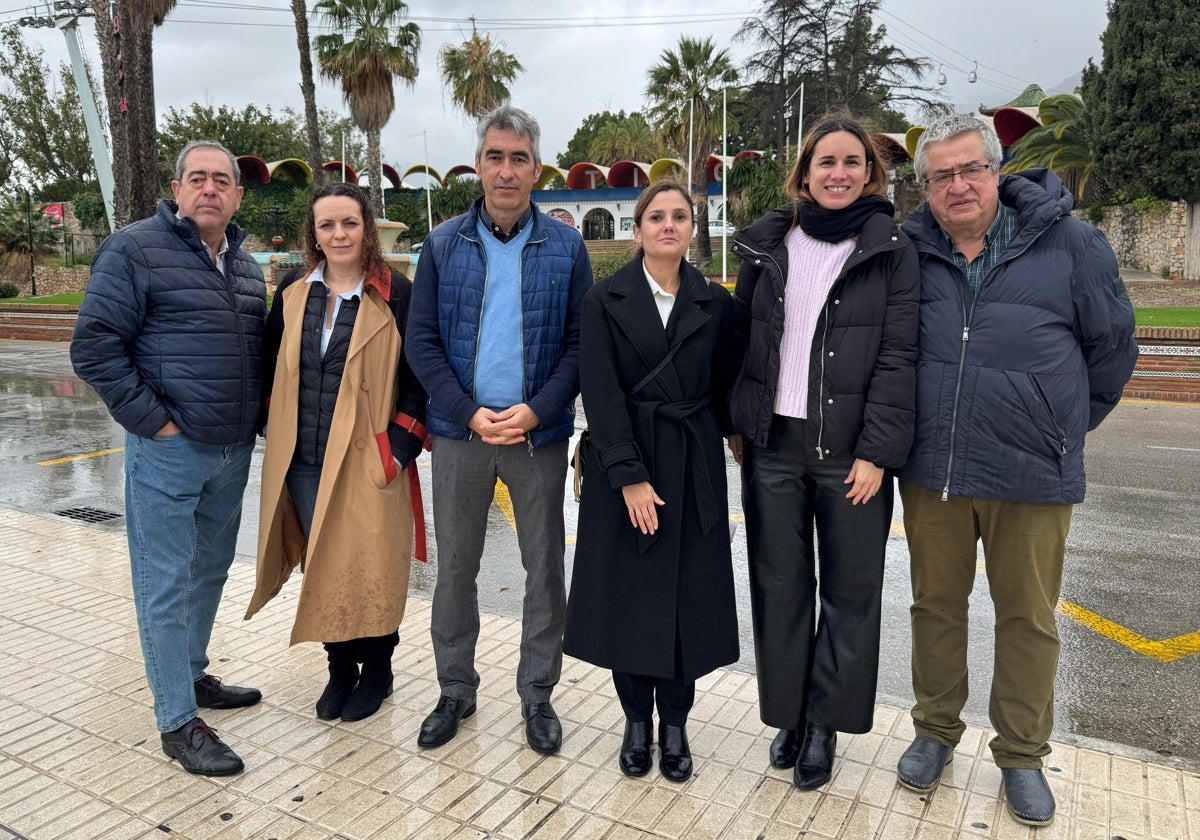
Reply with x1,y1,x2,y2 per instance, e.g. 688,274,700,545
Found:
72,140,266,776
893,115,1137,827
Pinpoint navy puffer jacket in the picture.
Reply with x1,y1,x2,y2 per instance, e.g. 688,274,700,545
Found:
899,169,1137,505
71,201,266,444
405,198,592,446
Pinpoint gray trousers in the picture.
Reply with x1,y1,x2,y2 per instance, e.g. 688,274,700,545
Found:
430,434,569,704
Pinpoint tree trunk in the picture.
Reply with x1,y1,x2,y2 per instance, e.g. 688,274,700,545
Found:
120,1,160,220
292,0,324,187
90,0,130,228
693,149,712,265
366,128,383,218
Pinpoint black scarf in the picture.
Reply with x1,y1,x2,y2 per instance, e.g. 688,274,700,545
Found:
796,194,895,243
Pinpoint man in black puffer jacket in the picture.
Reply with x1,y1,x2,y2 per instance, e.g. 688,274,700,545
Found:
72,140,266,777
893,115,1137,828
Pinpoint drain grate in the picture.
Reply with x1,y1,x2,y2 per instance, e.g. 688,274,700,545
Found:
55,506,123,523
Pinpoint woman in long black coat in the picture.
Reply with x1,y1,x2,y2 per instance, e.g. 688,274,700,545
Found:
563,180,739,783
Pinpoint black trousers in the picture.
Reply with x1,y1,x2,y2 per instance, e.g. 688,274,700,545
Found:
742,415,891,734
611,631,694,726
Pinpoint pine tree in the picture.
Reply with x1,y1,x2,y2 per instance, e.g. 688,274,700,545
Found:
1080,0,1200,201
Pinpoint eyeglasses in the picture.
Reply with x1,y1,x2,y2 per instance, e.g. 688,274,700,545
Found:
923,162,995,192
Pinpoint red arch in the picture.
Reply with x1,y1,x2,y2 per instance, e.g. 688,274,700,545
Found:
992,107,1042,147
236,155,269,185
606,160,651,188
323,161,358,183
566,162,610,190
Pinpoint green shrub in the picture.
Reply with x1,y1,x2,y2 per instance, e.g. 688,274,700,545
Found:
0,282,19,299
1130,196,1170,218
590,252,628,282
1087,204,1105,224
1160,265,1171,279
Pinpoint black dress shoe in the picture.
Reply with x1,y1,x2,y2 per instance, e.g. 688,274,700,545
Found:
618,718,653,777
896,736,953,792
417,695,477,748
523,702,562,754
658,722,692,782
1002,768,1056,826
194,675,262,710
161,717,244,776
769,727,802,768
793,721,836,790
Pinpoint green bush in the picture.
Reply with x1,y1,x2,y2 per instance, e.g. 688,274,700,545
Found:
0,282,19,299
590,252,628,281
1087,204,1105,224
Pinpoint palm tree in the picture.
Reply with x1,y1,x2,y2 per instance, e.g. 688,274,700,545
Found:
645,35,739,264
292,0,324,186
121,0,177,220
315,0,420,218
439,27,523,119
1002,94,1097,200
588,114,663,164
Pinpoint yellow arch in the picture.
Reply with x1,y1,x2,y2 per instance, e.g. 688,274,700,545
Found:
402,163,443,185
266,158,314,183
535,164,568,189
649,158,686,183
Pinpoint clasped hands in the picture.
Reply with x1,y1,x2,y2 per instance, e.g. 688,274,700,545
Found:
468,404,539,445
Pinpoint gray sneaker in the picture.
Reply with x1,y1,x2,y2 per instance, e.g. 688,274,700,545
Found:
896,736,952,792
1001,768,1055,826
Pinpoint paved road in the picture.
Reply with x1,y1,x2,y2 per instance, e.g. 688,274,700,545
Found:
3,340,1198,769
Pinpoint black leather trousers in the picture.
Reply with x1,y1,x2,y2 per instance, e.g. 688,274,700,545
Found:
742,415,891,734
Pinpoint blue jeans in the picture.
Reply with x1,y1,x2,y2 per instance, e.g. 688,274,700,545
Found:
124,431,254,732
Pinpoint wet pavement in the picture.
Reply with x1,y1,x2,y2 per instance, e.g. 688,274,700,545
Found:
3,340,1198,772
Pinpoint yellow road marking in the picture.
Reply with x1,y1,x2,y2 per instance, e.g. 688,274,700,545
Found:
38,447,123,466
1123,398,1199,408
1057,600,1200,663
494,478,576,544
889,517,1196,661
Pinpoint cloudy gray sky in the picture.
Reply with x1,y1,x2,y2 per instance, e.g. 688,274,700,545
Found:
15,0,1108,180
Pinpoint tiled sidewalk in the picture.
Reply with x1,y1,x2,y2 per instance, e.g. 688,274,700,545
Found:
0,507,1195,840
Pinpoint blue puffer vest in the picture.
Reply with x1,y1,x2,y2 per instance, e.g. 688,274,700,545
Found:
410,200,589,446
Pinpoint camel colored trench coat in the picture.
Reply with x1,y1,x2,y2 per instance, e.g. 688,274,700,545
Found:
245,278,413,644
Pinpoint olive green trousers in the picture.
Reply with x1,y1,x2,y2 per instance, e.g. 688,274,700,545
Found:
899,481,1073,769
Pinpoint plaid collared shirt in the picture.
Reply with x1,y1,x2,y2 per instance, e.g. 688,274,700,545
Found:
945,202,1015,298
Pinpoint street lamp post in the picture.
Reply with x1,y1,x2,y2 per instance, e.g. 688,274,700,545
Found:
23,191,37,297
408,130,433,238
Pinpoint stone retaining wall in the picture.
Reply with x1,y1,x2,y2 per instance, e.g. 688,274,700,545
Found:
0,266,91,298
1075,201,1188,280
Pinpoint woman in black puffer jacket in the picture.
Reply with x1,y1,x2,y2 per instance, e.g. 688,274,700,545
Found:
728,113,919,790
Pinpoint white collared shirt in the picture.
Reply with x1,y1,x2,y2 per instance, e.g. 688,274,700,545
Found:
306,262,363,356
642,260,677,329
176,211,230,272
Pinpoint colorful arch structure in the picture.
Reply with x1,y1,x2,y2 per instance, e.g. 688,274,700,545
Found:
236,155,269,185
267,158,313,183
534,164,567,189
567,162,610,190
443,163,479,184
323,161,358,183
991,106,1042,147
401,163,443,187
607,160,652,188
872,133,910,166
648,158,686,184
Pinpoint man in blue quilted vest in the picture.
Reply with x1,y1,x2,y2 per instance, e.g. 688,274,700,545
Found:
406,105,592,754
71,140,266,776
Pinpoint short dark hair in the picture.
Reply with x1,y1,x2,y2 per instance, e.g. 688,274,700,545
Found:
174,140,240,185
301,182,388,280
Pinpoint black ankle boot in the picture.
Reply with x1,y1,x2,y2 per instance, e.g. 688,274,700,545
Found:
618,718,653,777
793,721,836,790
340,632,396,722
315,643,359,720
658,721,693,782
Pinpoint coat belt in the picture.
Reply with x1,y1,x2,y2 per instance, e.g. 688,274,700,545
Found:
631,397,721,535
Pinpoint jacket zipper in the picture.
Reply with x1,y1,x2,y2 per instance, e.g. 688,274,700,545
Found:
466,229,487,442
934,217,1060,500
